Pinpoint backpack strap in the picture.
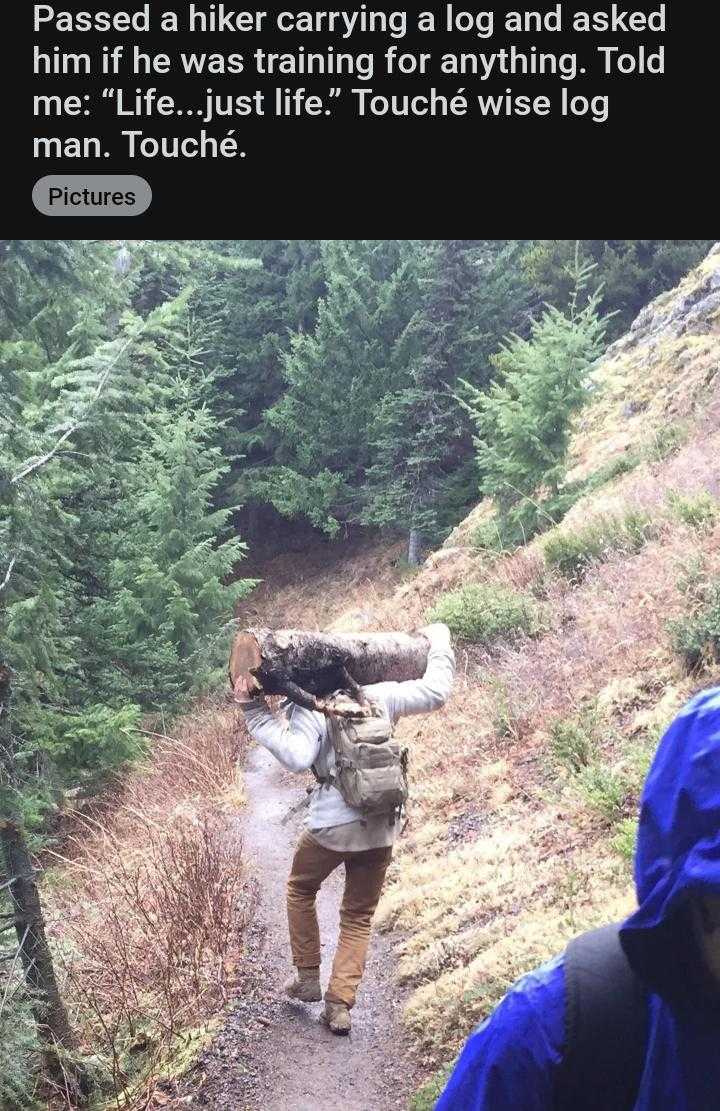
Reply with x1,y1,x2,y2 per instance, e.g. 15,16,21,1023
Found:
556,922,648,1111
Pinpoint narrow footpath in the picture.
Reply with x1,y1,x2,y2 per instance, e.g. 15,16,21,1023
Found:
185,744,419,1111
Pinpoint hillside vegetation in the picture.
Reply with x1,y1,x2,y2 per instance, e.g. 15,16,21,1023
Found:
302,245,720,1097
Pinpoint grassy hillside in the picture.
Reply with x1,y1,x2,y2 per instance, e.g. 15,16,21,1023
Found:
319,245,720,1095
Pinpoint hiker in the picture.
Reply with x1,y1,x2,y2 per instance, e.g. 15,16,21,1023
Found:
233,622,454,1035
437,685,720,1111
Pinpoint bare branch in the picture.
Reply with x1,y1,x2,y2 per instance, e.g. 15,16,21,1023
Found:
11,425,78,484
10,326,143,485
0,556,16,593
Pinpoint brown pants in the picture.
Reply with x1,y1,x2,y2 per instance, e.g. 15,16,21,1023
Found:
286,831,392,1008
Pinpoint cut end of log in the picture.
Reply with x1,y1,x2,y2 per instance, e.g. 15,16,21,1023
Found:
228,632,263,692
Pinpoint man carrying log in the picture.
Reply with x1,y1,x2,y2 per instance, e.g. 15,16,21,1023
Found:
231,622,454,1035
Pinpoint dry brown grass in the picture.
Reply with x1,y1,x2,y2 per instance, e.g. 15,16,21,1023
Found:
237,533,407,632
374,506,720,1063
43,702,253,1104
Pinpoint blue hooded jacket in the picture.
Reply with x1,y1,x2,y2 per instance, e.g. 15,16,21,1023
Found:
437,687,720,1111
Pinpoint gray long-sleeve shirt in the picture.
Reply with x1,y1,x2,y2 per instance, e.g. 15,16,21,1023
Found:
242,634,455,849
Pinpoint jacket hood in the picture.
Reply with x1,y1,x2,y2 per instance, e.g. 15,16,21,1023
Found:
620,687,720,1011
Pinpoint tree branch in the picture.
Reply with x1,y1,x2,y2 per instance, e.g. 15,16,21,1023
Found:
0,557,16,593
10,326,143,485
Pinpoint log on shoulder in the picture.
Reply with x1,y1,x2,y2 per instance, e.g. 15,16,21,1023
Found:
229,627,430,706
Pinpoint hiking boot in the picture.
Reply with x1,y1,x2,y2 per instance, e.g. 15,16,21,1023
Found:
322,1000,351,1036
284,967,322,1003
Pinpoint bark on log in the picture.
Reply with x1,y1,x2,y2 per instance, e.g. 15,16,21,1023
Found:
229,627,430,708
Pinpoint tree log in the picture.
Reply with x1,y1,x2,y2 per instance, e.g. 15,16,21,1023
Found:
229,627,430,708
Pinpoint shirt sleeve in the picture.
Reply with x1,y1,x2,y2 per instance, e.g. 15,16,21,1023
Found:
241,699,323,773
436,957,565,1111
372,638,456,723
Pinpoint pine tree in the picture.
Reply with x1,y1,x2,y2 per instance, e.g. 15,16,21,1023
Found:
2,241,264,1098
0,243,123,1099
90,403,252,709
1,243,138,805
256,240,416,534
461,247,609,537
200,241,322,476
82,298,256,711
362,240,511,559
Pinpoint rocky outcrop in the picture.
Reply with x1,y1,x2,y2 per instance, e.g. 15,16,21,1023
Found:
605,242,720,357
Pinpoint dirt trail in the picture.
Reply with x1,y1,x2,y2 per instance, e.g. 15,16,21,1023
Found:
184,744,419,1111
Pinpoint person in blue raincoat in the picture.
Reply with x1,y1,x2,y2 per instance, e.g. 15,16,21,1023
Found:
437,686,720,1111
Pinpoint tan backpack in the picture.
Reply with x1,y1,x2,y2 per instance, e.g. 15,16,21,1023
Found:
318,697,409,819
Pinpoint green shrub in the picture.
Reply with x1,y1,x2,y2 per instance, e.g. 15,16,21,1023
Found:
582,452,643,491
409,1065,454,1111
676,553,710,601
543,522,608,580
577,763,627,824
669,581,720,671
667,489,719,530
645,421,689,461
471,501,560,554
0,987,40,1109
471,516,511,554
550,716,597,773
427,584,541,644
471,455,645,557
612,817,638,861
489,679,527,742
621,508,657,550
549,707,630,826
543,509,658,581
623,738,658,797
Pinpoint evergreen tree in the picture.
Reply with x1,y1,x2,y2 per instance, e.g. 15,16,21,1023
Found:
88,400,254,710
2,254,256,798
461,248,609,536
255,240,415,534
283,239,327,333
361,241,471,559
0,243,126,1098
361,240,530,558
1,243,140,807
79,294,256,711
471,240,534,365
0,239,125,361
201,241,323,477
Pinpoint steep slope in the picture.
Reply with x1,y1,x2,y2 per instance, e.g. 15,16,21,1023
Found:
325,244,720,1097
